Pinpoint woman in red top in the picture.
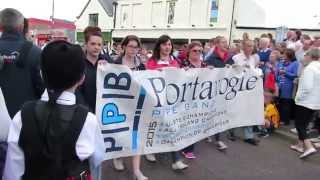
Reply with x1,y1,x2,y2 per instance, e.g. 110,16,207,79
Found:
146,35,179,69
145,35,188,171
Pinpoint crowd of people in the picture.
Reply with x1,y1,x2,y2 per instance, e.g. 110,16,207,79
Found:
0,8,320,180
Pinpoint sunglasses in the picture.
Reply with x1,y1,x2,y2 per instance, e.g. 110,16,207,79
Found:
191,49,202,53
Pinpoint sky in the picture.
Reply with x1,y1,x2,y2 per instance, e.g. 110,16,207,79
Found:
0,0,88,21
1,0,320,28
237,0,320,28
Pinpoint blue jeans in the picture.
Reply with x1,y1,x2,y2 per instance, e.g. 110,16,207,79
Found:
171,151,181,163
243,126,254,139
0,142,7,178
182,144,194,153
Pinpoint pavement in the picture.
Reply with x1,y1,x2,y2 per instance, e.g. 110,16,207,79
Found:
101,126,320,180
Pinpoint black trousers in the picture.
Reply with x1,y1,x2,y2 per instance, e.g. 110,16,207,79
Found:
295,105,314,140
279,98,293,125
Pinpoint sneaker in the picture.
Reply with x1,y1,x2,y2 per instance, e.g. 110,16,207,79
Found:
172,160,188,170
216,141,228,150
314,142,320,149
290,144,304,153
113,158,125,171
182,152,196,159
299,148,317,159
206,137,212,143
290,128,298,134
133,170,148,180
310,136,320,143
244,138,259,146
258,131,269,138
145,154,156,162
227,133,236,141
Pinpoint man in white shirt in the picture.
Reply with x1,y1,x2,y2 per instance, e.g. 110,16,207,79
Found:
233,40,262,76
232,40,262,145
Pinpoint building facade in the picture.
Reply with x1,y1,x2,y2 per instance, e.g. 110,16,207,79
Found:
75,0,114,43
75,0,320,45
112,0,234,44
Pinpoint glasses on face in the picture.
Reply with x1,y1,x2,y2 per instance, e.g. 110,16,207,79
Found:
191,49,202,53
127,45,139,49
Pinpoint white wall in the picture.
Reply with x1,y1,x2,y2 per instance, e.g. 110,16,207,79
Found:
113,0,234,41
75,0,113,32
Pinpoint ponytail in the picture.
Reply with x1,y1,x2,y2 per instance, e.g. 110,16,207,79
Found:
47,89,63,106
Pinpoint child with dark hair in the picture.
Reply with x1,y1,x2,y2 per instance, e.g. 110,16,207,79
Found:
3,41,104,180
259,89,280,137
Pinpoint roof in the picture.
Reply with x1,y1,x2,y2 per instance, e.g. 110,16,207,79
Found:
28,18,76,30
76,0,116,19
98,0,117,17
76,0,91,19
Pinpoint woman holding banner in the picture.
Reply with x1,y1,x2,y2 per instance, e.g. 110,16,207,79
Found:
180,41,207,159
146,35,189,171
111,35,148,180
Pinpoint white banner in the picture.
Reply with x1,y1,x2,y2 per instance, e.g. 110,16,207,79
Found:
96,64,264,160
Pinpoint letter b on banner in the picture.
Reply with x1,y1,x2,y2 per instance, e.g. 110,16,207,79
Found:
104,73,131,90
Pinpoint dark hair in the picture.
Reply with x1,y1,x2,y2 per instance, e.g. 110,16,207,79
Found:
41,40,85,104
84,26,103,43
187,41,202,59
152,35,173,60
295,30,302,40
264,88,275,95
23,18,28,37
121,35,141,53
209,38,216,44
284,48,296,61
267,33,273,40
302,34,311,41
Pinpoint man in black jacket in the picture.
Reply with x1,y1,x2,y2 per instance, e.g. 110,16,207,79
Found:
0,8,44,118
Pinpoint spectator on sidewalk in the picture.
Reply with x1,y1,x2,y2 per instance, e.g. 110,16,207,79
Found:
259,89,280,137
277,49,299,126
291,48,320,158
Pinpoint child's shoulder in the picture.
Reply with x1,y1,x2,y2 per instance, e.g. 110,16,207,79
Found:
85,112,98,125
265,103,277,111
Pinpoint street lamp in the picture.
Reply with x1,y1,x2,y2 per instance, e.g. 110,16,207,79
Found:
113,1,118,30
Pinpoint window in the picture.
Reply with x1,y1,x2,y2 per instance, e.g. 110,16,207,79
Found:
210,0,219,23
151,2,163,26
189,0,201,25
89,13,98,27
120,5,130,27
167,1,176,24
132,3,143,27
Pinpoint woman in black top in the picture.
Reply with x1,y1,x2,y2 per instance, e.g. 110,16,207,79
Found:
111,35,148,180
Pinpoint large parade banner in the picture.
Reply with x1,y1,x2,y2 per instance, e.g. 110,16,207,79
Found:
96,64,264,160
